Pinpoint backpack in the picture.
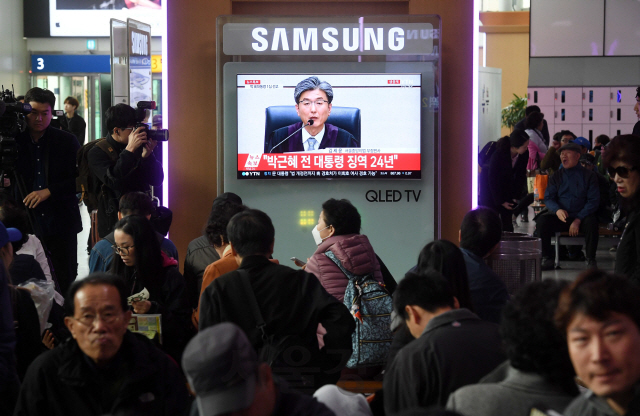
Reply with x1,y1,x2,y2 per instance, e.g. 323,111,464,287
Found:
325,250,393,368
76,138,118,212
478,141,497,168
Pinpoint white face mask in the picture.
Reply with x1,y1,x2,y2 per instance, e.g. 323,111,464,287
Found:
312,225,330,246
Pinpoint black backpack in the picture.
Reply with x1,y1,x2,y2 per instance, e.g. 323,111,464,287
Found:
76,138,118,212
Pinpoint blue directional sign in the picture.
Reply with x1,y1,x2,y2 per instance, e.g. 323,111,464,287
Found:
31,54,110,73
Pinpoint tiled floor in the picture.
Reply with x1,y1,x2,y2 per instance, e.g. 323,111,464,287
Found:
513,207,617,282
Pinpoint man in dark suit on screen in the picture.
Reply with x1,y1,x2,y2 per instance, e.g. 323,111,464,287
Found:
265,76,360,153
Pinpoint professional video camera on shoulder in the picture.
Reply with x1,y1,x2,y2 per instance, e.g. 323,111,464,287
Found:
0,87,32,138
0,87,31,175
134,101,169,141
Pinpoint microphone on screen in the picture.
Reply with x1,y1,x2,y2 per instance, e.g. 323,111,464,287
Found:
269,119,314,153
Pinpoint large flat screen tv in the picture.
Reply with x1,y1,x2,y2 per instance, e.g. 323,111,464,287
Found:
237,73,422,179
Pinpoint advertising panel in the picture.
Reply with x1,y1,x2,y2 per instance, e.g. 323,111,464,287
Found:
49,0,162,37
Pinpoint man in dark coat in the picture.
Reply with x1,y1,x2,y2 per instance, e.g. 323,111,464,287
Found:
537,142,600,270
88,103,164,238
383,271,505,414
13,273,189,416
265,76,359,153
199,209,355,392
459,207,510,324
16,87,82,294
59,96,86,146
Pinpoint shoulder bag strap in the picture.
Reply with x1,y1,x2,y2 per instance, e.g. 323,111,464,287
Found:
324,250,357,281
237,269,269,342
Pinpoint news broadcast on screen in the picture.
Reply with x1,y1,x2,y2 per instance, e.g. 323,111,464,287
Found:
237,73,422,180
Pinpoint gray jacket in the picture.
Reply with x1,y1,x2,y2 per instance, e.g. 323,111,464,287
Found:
564,387,640,416
447,365,576,416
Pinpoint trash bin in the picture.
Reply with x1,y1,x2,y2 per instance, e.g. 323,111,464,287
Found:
486,236,542,296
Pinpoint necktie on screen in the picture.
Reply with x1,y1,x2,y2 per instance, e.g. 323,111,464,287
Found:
308,137,317,151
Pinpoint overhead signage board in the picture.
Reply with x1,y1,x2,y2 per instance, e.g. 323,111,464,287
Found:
49,0,163,37
31,54,110,73
223,23,436,55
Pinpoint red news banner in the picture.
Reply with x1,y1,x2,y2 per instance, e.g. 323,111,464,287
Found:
239,153,420,171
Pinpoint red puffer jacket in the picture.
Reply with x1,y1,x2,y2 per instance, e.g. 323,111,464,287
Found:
305,233,383,302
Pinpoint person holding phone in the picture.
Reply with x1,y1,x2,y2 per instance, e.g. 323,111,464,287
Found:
483,129,529,232
110,215,191,363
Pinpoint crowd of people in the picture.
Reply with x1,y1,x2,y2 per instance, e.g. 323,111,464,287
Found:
1,86,640,416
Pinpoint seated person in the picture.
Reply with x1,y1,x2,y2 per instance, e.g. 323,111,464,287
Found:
191,201,248,328
265,76,359,153
183,193,242,312
540,132,562,175
537,142,600,270
183,323,336,416
198,209,354,392
580,153,613,223
447,280,579,416
383,271,505,414
13,273,189,415
459,207,510,324
89,192,178,273
557,270,640,416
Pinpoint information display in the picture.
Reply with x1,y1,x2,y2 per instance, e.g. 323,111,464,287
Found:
237,73,422,179
49,0,163,37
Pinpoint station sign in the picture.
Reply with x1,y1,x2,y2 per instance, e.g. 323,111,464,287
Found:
31,54,110,73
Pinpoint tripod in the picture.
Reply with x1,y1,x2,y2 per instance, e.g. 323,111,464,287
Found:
2,167,64,297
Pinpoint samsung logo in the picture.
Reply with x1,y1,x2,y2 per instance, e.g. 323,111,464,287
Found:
251,27,407,52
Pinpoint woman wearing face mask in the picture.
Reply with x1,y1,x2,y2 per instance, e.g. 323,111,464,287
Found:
110,215,191,362
305,198,388,302
603,135,640,283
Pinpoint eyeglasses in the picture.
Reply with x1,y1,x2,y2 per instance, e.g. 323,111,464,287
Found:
112,245,134,255
607,166,637,179
73,311,122,327
299,99,329,108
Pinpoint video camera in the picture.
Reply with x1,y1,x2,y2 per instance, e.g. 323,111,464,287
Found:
134,101,169,141
0,87,31,173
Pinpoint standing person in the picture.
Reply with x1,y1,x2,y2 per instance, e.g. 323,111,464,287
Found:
603,135,640,283
632,87,640,137
15,87,82,295
59,96,86,146
110,215,191,363
515,105,550,147
88,103,164,238
485,130,529,232
525,111,547,171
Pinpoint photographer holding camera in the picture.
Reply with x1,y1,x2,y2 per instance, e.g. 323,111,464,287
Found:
88,103,164,238
15,87,82,295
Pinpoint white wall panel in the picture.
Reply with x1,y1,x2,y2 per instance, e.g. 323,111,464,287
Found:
605,0,640,56
530,0,604,57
